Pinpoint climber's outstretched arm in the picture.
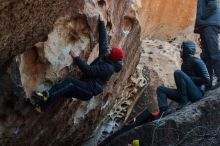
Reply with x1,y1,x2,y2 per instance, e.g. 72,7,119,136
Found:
98,19,109,57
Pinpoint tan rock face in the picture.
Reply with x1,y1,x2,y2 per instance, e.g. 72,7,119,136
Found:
18,15,92,98
0,0,85,65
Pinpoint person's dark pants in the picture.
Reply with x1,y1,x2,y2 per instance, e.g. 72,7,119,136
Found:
157,70,203,111
39,78,93,111
200,26,220,83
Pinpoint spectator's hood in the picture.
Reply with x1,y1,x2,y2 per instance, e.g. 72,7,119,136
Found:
181,40,196,58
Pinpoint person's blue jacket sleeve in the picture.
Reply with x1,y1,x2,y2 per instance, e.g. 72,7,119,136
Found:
202,0,219,19
191,59,210,85
98,20,109,57
74,56,114,78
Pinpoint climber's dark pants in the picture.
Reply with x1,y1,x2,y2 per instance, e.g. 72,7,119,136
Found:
200,26,220,83
98,109,153,146
49,78,93,100
39,78,93,111
157,70,203,111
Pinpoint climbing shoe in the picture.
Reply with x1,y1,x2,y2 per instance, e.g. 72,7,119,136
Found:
33,91,49,102
151,111,160,118
34,104,43,113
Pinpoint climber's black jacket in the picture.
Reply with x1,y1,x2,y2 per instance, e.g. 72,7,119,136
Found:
74,20,123,95
181,55,210,87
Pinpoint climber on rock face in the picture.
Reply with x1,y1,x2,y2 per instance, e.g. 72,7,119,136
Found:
194,0,220,89
156,41,210,117
32,16,125,113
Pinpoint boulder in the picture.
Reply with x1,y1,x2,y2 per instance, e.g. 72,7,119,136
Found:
109,88,220,146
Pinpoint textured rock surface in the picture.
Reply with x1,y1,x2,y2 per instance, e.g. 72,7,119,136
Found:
0,0,142,146
18,15,92,98
0,0,219,146
0,0,199,66
0,0,86,65
108,88,220,146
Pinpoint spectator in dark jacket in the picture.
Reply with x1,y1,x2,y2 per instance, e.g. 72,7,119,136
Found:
195,0,220,88
157,41,210,115
33,18,125,112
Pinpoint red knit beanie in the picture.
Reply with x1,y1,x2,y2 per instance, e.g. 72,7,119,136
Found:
109,47,125,61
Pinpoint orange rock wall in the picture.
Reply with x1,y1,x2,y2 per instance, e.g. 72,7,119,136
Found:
138,0,197,39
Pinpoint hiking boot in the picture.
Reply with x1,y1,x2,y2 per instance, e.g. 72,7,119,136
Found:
33,91,49,102
176,101,191,110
